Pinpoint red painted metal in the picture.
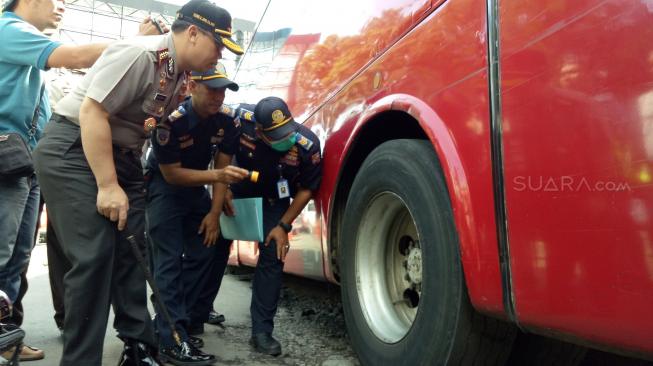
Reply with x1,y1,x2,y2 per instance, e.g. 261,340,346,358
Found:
500,0,653,353
230,0,653,356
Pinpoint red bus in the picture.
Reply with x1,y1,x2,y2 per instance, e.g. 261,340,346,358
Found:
226,0,653,364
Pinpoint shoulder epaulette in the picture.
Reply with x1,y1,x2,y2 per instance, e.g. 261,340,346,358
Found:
238,107,256,123
296,132,313,151
219,104,237,118
167,105,187,123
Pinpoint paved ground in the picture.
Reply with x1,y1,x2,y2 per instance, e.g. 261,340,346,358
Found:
15,243,653,366
19,243,359,366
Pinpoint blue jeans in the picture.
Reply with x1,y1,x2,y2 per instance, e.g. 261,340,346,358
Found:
0,174,40,302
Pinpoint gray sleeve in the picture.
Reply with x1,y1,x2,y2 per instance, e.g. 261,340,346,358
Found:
84,43,154,114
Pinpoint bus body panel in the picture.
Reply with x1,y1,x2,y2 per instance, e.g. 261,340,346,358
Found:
500,0,653,353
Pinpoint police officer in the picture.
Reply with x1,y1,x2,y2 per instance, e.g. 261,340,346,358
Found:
32,1,246,365
146,63,247,365
228,97,323,356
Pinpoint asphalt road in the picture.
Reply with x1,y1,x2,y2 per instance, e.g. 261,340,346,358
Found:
16,243,652,366
19,243,359,366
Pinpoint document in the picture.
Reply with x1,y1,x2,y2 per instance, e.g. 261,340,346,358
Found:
220,197,264,242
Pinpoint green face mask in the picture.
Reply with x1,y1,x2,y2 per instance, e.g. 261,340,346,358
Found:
270,133,297,152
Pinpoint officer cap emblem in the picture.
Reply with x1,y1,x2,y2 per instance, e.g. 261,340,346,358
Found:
271,110,285,125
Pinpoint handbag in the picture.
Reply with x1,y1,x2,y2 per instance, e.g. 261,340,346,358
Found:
0,84,45,179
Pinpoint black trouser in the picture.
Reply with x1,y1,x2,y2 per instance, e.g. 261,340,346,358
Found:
33,117,155,366
248,198,289,335
46,217,70,329
187,236,231,328
147,171,218,347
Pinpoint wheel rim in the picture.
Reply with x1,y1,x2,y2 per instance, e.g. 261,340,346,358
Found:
355,192,422,344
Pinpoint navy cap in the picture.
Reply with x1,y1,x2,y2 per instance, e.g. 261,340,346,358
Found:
2,0,17,11
190,63,238,91
175,0,244,55
254,97,299,142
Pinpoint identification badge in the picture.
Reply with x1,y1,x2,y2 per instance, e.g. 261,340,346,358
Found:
277,179,290,199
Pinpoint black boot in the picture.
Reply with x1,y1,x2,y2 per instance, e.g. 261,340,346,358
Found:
159,341,216,365
206,310,225,325
117,340,162,366
250,333,282,356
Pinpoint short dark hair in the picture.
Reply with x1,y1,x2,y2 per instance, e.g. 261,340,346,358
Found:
2,0,18,12
171,19,191,33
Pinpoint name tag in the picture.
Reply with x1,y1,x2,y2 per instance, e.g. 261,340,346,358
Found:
277,179,290,199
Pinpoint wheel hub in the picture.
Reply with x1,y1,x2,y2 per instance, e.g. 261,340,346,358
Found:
354,192,421,343
405,247,422,285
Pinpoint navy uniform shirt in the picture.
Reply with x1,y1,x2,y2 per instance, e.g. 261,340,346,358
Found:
230,104,322,201
147,98,240,173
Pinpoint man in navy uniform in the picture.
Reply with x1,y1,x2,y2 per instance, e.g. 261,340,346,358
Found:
227,96,322,356
146,63,247,365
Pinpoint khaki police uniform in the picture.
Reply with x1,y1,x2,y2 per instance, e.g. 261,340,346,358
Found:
33,33,188,366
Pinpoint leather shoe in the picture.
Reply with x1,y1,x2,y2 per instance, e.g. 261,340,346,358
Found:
206,311,225,325
159,341,215,365
188,335,204,349
250,333,281,356
1,344,45,361
117,340,161,366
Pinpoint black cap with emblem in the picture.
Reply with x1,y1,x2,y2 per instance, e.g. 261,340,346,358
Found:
254,96,300,142
175,0,244,55
190,62,239,91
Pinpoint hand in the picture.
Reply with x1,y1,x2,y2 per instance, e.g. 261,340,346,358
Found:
96,184,129,231
214,166,249,184
223,189,236,217
137,16,168,36
198,212,220,247
265,226,290,262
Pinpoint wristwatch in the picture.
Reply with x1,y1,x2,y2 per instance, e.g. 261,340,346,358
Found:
278,221,292,233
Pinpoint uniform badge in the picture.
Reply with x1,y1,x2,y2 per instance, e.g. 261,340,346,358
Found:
159,78,167,89
272,109,285,124
143,117,157,133
296,133,313,151
168,105,186,123
165,58,175,78
156,128,170,146
241,133,256,141
281,157,300,167
238,108,255,122
180,138,194,149
311,152,321,165
219,104,236,118
157,48,169,64
240,137,256,150
154,93,167,102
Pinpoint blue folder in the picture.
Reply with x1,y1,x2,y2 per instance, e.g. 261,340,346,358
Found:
219,197,264,242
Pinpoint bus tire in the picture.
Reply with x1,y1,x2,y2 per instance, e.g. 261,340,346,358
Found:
340,139,515,366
